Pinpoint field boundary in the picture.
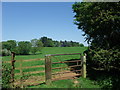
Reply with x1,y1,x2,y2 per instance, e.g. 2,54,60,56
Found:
3,52,86,87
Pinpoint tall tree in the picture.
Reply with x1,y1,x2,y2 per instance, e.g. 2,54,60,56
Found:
72,2,120,49
40,37,54,47
36,40,43,47
7,40,17,51
2,42,11,50
72,2,120,72
2,40,16,51
53,41,60,47
18,41,31,55
31,39,38,47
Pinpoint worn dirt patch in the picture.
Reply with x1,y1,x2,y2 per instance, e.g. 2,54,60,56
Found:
13,70,80,87
14,75,45,87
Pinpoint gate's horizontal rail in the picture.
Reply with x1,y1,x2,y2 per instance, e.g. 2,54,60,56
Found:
22,80,45,85
52,74,81,81
52,71,72,75
14,80,45,86
16,58,45,62
3,58,45,63
15,65,45,70
15,70,45,75
3,61,11,63
46,53,81,56
52,60,81,64
52,70,81,75
52,65,81,70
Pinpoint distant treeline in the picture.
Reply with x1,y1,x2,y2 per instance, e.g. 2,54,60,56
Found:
1,36,84,55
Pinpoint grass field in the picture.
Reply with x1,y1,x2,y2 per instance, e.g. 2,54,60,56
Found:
3,47,87,77
2,47,101,88
2,47,88,61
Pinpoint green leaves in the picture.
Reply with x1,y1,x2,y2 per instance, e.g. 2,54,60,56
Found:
18,41,32,55
73,2,120,73
2,63,12,88
2,40,17,51
72,2,120,48
86,47,120,71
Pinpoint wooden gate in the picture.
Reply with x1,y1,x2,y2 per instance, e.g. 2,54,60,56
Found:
45,53,86,84
3,52,86,87
3,52,45,88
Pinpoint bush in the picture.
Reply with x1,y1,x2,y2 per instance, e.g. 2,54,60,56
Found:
1,49,11,56
85,47,120,71
2,63,12,88
97,76,113,89
85,46,120,89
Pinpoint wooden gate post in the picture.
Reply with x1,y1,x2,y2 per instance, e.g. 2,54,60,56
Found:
11,52,16,87
45,55,52,85
81,54,86,78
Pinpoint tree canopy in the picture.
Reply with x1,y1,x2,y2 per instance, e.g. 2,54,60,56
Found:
72,2,120,88
72,2,120,49
18,41,32,55
2,40,16,51
1,37,84,55
72,2,120,71
30,39,43,54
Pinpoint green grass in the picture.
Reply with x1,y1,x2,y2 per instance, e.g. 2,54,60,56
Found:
27,77,100,88
3,47,99,88
2,47,87,61
2,47,87,77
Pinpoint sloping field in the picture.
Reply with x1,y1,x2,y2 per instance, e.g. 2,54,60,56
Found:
2,47,87,61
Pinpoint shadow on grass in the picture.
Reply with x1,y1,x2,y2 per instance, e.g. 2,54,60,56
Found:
30,53,42,55
27,82,46,88
16,53,42,56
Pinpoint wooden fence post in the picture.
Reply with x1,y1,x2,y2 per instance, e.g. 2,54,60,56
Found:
45,55,52,85
11,52,16,87
81,54,86,78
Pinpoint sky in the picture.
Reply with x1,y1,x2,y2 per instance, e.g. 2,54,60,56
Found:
0,2,2,42
2,2,88,46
